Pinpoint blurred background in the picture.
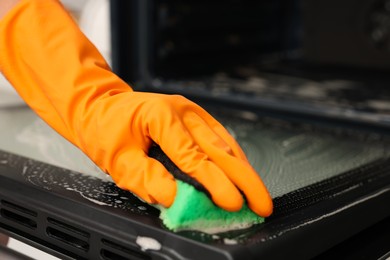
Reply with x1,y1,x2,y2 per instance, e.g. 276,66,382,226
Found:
0,0,111,108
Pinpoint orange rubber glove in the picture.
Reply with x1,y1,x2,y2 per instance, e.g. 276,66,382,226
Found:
0,0,273,217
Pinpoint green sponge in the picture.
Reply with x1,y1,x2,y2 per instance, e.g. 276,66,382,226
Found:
157,180,264,233
148,145,264,233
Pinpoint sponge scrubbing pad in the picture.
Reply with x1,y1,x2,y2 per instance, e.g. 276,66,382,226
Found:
158,180,264,233
149,145,264,233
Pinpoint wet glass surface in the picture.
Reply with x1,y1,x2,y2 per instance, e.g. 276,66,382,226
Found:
0,106,109,181
217,114,389,198
1,106,390,246
0,106,388,199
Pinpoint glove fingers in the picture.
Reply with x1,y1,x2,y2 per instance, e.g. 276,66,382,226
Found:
146,98,210,174
184,113,273,217
186,159,244,211
147,105,243,211
200,146,272,217
111,149,176,208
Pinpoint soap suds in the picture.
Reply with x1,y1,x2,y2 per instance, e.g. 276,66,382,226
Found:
166,218,258,234
218,117,388,198
0,151,152,215
136,236,161,251
223,238,238,245
94,190,119,196
66,187,112,206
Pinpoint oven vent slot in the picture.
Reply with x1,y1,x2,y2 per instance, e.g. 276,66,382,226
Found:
46,217,90,252
0,200,37,229
101,239,151,260
1,200,37,216
47,218,89,238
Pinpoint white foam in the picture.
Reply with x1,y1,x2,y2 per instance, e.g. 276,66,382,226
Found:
66,187,111,206
170,220,256,234
136,236,162,252
223,238,238,245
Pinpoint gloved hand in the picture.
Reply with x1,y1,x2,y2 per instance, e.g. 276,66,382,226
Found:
0,0,273,216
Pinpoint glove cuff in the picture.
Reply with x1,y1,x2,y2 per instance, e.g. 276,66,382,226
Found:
0,0,132,147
